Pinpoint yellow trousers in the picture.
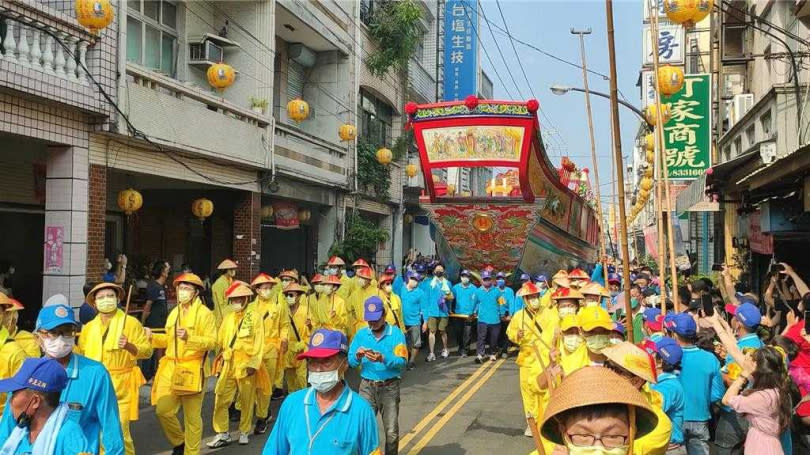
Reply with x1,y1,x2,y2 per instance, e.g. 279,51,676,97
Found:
519,366,541,418
118,394,134,455
284,361,307,393
155,391,205,455
213,373,257,434
255,356,281,420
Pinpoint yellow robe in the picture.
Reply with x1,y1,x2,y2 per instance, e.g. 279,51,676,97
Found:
336,274,354,300
12,329,40,358
211,274,233,327
347,284,379,338
312,293,349,335
506,307,555,420
283,303,312,392
634,386,673,455
379,291,405,332
251,295,291,419
0,328,26,415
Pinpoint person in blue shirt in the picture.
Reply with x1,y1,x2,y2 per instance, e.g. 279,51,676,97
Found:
400,272,427,370
349,297,408,455
451,270,478,358
495,272,516,359
385,265,405,297
0,302,124,455
649,336,685,453
666,312,724,455
0,357,90,455
473,271,506,363
422,264,453,362
263,328,381,455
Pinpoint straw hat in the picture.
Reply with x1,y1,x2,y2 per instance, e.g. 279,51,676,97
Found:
278,269,300,282
5,298,24,311
355,267,375,281
540,366,659,445
551,287,584,301
281,282,306,294
327,256,346,266
602,341,659,384
217,259,238,270
580,282,611,298
378,274,395,285
552,270,569,281
173,272,205,290
310,274,325,285
250,273,277,287
0,293,11,307
85,282,125,305
352,258,370,269
516,282,542,298
322,275,342,286
568,268,590,280
225,281,254,299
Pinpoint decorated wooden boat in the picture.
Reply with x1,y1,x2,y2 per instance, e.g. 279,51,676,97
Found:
407,97,599,277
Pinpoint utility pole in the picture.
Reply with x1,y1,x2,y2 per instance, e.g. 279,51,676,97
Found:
605,0,634,343
571,27,609,284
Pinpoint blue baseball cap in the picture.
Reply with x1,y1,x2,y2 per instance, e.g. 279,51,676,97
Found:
612,321,625,335
297,329,349,360
735,302,761,329
406,271,421,281
414,263,426,273
0,358,68,394
520,273,531,282
35,304,77,331
665,312,696,337
736,294,757,306
363,296,385,321
481,270,493,280
535,274,547,283
653,336,683,365
496,272,506,279
460,269,472,277
384,264,396,274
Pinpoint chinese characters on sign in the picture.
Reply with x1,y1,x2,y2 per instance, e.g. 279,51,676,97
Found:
661,74,711,180
641,71,656,107
642,0,666,22
443,0,478,101
642,24,684,66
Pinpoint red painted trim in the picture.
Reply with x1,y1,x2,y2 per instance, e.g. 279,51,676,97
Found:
410,99,532,111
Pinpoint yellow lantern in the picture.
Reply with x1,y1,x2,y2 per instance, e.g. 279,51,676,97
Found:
644,167,654,178
404,214,414,224
664,0,713,28
645,103,671,127
298,208,311,223
646,150,655,163
260,205,274,220
207,63,235,92
191,198,214,222
405,164,418,178
287,98,310,123
339,124,357,142
116,188,143,216
644,133,655,152
640,177,654,191
657,65,685,96
376,148,393,165
75,0,114,34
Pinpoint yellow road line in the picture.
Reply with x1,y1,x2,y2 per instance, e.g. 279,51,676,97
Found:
405,359,506,454
398,360,495,450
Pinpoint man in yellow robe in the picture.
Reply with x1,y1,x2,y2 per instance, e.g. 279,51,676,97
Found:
0,294,26,416
211,259,238,327
280,283,312,393
347,266,379,340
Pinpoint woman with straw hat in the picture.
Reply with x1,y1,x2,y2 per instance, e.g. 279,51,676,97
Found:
212,259,239,327
318,274,349,335
539,366,659,455
78,282,152,455
280,282,311,393
378,273,405,332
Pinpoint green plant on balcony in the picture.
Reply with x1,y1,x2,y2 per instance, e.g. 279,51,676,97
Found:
391,128,413,162
329,213,390,263
249,96,269,113
357,140,392,202
365,0,423,78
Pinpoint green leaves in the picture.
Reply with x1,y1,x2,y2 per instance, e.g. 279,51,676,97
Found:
365,0,423,78
329,213,390,264
357,140,391,202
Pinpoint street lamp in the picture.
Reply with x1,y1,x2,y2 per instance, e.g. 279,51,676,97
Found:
549,85,652,128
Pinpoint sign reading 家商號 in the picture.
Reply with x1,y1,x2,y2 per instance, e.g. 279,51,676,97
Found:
661,74,712,180
443,0,478,101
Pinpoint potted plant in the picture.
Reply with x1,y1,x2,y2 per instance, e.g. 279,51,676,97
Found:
249,96,268,114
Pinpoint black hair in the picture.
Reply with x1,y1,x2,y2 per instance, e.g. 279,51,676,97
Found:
699,277,714,290
40,391,61,408
556,403,629,428
82,282,93,297
678,286,690,307
151,260,168,279
674,331,698,346
661,360,680,373
771,336,799,361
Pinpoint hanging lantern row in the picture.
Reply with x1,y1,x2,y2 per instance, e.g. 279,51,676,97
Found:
657,65,685,96
664,0,713,29
644,103,671,127
260,205,274,220
640,177,654,192
405,163,418,178
117,188,143,216
76,0,114,35
339,124,357,142
192,198,214,222
644,133,655,152
646,149,655,164
376,148,393,165
287,98,310,123
207,63,236,93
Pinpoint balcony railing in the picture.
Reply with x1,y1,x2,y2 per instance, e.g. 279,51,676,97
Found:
408,58,435,103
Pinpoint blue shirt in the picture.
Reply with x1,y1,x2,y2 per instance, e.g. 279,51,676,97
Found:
451,283,477,315
0,409,90,455
497,287,516,316
400,287,426,327
423,278,452,318
678,345,725,422
0,354,124,455
474,286,505,325
392,275,405,297
348,324,408,381
725,333,763,366
651,372,684,444
263,383,380,455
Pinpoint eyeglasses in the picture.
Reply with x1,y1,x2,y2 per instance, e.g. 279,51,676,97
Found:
567,433,628,449
284,293,297,299
37,327,77,339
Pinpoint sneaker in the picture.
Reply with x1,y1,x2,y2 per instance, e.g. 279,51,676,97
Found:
475,355,483,364
254,418,269,435
238,432,249,445
407,362,416,371
489,355,497,362
426,353,436,362
524,426,533,437
440,348,449,359
171,443,185,455
460,351,468,358
206,432,232,449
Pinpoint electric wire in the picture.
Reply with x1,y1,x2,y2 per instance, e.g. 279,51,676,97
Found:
461,3,515,100
478,0,523,99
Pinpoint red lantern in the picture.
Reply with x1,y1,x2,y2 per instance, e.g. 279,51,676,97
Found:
405,101,418,116
464,95,479,110
527,99,540,113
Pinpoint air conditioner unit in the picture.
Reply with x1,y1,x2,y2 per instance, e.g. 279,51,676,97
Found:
730,93,754,126
723,73,744,99
189,40,224,63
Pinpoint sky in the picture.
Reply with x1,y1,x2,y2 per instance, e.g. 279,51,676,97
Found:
476,0,644,203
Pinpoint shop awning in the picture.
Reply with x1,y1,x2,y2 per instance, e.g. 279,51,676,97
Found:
676,172,720,214
706,150,761,186
739,144,810,191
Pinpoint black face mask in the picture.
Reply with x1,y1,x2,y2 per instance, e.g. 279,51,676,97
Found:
15,396,35,428
435,272,444,278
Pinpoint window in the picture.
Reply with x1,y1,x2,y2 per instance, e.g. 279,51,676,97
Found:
359,89,393,147
360,0,376,26
721,0,751,62
127,0,177,76
414,33,425,62
760,110,773,137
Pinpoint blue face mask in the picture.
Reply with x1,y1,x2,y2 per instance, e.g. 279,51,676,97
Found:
496,279,505,287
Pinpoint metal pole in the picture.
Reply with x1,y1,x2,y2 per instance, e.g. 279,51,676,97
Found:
572,28,609,285
605,0,634,343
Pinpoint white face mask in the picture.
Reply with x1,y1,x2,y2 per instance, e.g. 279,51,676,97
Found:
358,278,370,288
559,306,577,318
259,288,273,299
177,289,195,304
585,299,600,308
309,368,341,393
563,334,584,352
42,336,75,359
229,300,246,312
314,284,324,295
383,284,393,294
461,277,470,285
286,295,297,306
95,295,118,314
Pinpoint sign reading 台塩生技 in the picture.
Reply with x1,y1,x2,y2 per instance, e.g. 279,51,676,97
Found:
442,0,477,101
661,74,711,180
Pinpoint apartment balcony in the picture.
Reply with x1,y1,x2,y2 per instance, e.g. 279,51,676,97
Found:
408,58,435,104
124,64,270,168
273,122,349,188
0,1,114,115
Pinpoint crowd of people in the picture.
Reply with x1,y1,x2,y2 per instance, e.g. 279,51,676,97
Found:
0,253,809,455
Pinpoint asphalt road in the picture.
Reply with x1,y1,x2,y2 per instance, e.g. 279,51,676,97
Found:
130,350,535,454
